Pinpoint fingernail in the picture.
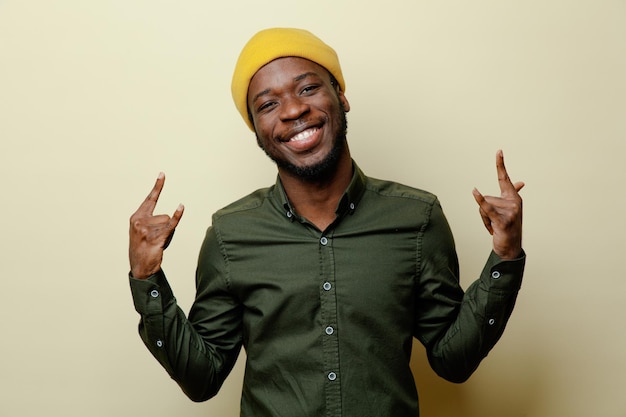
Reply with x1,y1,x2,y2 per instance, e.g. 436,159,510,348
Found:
177,204,184,211
158,172,165,179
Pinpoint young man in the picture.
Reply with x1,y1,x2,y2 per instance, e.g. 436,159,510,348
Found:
128,28,525,416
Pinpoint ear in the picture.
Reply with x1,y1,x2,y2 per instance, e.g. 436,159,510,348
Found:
337,89,350,113
247,108,256,130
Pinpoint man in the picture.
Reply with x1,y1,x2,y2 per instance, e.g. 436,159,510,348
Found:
128,28,525,416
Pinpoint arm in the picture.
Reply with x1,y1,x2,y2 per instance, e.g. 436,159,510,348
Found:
128,174,242,401
415,151,525,382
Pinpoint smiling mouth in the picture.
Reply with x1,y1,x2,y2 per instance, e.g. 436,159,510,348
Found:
286,127,319,142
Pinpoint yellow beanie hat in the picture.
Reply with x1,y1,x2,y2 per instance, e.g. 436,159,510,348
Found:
231,28,345,131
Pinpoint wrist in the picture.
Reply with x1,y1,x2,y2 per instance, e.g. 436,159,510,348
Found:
130,269,153,280
494,247,523,260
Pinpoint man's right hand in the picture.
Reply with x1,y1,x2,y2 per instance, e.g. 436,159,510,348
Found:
129,172,184,279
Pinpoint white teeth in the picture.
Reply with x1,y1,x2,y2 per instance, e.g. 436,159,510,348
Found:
290,128,317,142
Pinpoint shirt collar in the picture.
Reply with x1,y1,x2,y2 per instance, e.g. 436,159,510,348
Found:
274,160,367,222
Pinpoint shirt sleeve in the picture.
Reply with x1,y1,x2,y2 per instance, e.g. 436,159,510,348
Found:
128,226,243,401
413,198,525,383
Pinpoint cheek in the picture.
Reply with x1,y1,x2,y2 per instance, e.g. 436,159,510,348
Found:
252,115,272,138
254,121,277,150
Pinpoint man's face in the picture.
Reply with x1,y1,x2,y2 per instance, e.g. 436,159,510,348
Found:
247,57,350,182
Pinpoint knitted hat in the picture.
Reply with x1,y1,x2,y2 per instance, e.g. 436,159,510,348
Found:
231,28,345,131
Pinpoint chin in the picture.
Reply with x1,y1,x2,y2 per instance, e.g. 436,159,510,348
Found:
281,139,346,182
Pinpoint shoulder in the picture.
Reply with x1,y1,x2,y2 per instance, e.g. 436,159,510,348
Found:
364,176,439,207
211,185,279,226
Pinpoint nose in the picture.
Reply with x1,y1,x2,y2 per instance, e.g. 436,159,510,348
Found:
279,95,310,121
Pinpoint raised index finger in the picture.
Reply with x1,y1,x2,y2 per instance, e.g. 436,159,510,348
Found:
495,150,516,195
137,172,166,215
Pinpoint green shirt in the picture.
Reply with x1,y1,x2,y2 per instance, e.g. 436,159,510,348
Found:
130,162,525,417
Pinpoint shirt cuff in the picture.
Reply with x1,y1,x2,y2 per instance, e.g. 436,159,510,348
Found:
480,250,526,292
129,269,176,315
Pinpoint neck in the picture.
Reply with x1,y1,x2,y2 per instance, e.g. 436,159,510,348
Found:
279,153,353,231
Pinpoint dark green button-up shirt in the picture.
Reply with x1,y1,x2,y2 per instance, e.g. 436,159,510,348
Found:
130,162,525,416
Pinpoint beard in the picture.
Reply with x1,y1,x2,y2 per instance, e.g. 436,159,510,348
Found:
256,109,348,183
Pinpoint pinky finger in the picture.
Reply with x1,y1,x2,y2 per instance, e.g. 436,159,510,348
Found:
169,204,185,229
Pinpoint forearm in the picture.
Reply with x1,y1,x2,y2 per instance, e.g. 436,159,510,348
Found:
426,250,525,382
129,270,242,401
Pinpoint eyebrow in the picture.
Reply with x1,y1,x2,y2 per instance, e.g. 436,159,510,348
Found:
251,88,271,105
250,72,319,104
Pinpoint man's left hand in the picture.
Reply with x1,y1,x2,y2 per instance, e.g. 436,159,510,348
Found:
472,150,524,260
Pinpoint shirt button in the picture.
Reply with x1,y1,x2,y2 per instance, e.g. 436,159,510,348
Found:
325,326,334,335
286,211,293,218
488,318,495,325
349,202,355,210
156,339,164,348
323,282,332,291
327,372,337,381
150,289,159,298
320,237,328,246
491,271,501,279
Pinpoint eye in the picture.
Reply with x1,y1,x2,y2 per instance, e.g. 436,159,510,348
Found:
300,84,320,95
257,101,276,113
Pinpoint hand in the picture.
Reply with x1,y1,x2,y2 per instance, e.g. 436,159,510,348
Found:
129,172,184,279
472,150,524,260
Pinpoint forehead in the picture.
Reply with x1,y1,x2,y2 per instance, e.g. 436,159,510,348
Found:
248,57,328,96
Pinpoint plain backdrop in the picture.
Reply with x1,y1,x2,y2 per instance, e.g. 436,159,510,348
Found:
1,1,625,416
